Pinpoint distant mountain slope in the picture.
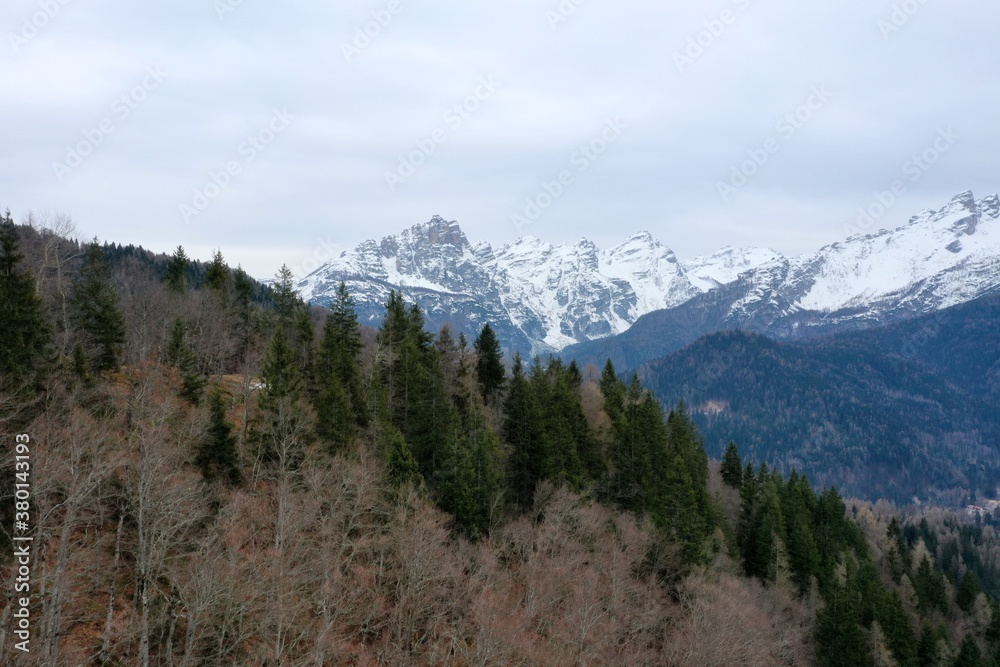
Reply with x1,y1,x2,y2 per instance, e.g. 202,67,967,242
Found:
296,216,777,354
636,293,1000,504
566,191,1000,370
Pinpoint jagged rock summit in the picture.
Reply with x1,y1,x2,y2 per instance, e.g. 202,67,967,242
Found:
564,190,1000,368
299,191,1000,358
296,216,777,354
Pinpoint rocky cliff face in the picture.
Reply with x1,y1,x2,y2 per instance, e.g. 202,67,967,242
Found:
564,190,1000,368
296,215,776,354
299,191,1000,360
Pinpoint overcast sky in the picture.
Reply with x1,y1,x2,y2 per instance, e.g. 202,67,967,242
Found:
2,0,998,280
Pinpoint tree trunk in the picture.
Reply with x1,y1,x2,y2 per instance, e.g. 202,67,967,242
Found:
101,513,125,663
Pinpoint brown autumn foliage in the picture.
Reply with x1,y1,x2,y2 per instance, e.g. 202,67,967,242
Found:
0,360,828,666
663,572,813,666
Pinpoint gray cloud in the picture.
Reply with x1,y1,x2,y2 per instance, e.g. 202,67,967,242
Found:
2,0,998,279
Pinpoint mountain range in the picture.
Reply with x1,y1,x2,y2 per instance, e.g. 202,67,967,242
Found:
296,217,783,354
299,190,1000,364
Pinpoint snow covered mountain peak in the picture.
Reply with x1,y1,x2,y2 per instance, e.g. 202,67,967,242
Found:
682,246,786,292
298,218,775,353
298,190,1000,354
734,190,1000,319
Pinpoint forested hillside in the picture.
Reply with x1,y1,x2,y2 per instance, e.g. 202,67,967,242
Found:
2,213,1000,666
636,295,1000,505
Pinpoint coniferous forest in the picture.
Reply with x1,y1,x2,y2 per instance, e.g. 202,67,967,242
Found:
3,214,1000,665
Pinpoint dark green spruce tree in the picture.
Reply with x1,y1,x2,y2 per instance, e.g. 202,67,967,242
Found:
721,441,744,488
72,242,126,373
781,472,820,595
165,317,207,404
736,463,760,576
664,404,714,544
503,353,545,511
204,250,229,291
164,245,189,292
913,555,948,616
232,266,257,361
917,625,949,667
956,569,982,613
255,326,313,470
599,359,624,421
271,264,300,326
450,347,505,536
953,633,983,667
197,388,240,484
473,322,505,401
814,576,871,667
609,375,652,514
378,293,447,479
312,282,366,454
71,341,95,388
0,210,52,394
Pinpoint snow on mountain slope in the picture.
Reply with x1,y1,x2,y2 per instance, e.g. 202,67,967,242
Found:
682,246,786,292
729,191,1000,321
298,191,1000,356
297,217,776,353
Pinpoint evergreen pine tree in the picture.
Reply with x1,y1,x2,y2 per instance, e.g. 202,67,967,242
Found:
737,463,759,576
662,453,704,562
599,359,624,422
164,245,189,292
255,326,313,469
0,210,52,393
914,555,948,616
204,249,229,291
272,264,299,326
610,375,651,513
377,292,448,479
473,322,505,401
953,634,983,667
382,423,421,487
636,391,671,520
886,517,911,584
72,242,126,373
71,341,95,388
721,441,744,488
313,373,353,454
368,368,420,487
815,580,872,667
314,282,366,428
230,265,258,362
166,317,206,404
504,353,545,511
435,407,480,534
665,403,713,536
782,473,820,595
876,591,916,667
956,569,982,613
450,361,505,536
198,388,240,484
260,327,304,405
917,625,949,667
538,361,584,489
752,476,786,582
293,306,315,386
